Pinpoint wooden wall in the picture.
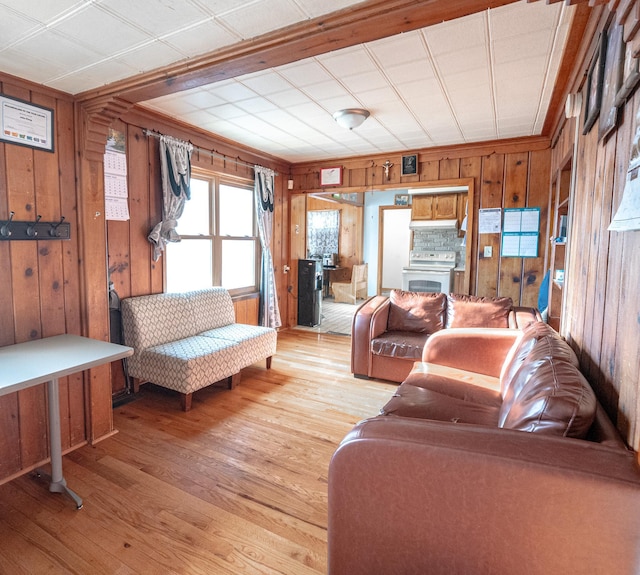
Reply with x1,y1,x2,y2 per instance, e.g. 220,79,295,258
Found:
291,138,551,307
0,75,86,482
557,5,640,451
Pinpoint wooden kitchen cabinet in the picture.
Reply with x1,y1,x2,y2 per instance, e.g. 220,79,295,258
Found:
411,193,458,220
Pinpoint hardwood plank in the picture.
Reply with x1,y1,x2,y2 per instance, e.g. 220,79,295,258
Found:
0,330,393,574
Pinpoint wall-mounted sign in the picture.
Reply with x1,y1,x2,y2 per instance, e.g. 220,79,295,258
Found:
501,207,540,258
0,94,54,152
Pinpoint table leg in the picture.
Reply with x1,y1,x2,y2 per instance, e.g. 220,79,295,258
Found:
47,378,83,509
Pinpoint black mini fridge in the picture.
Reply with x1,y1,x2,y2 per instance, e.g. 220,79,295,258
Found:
298,259,322,326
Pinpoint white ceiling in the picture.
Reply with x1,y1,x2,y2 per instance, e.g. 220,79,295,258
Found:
0,1,574,163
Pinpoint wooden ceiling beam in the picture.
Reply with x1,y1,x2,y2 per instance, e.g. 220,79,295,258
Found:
77,0,520,105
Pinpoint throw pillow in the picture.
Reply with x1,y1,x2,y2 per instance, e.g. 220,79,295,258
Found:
387,290,447,334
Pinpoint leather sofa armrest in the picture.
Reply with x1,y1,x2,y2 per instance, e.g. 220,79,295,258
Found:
511,305,543,328
369,298,390,339
329,416,640,575
351,296,388,377
421,328,521,377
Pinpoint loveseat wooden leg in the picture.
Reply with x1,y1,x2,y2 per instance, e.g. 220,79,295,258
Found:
266,356,272,369
181,393,193,412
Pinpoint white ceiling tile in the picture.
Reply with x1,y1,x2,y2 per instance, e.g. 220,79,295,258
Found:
54,6,152,55
104,0,208,36
164,19,239,56
368,33,428,67
318,47,377,76
0,7,40,48
278,60,334,87
357,86,400,108
210,82,259,102
48,58,139,92
142,97,199,116
182,89,227,109
208,103,247,120
385,61,435,86
267,89,312,107
424,13,486,54
0,1,83,22
240,72,294,96
292,0,363,18
118,41,185,74
235,97,279,114
217,0,305,40
434,48,488,76
490,2,561,38
340,70,388,93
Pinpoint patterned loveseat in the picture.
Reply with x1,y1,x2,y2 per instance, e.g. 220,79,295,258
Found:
121,287,277,410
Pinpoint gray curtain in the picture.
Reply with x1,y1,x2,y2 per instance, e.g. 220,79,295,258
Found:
148,134,193,261
254,165,281,328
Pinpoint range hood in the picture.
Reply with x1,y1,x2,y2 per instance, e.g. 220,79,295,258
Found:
409,219,459,231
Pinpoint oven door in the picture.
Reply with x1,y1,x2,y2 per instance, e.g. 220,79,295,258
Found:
401,268,453,294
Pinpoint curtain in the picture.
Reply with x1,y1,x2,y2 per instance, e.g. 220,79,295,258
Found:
254,166,282,328
148,134,193,261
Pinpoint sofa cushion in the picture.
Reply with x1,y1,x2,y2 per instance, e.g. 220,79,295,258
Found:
498,337,596,438
371,331,430,360
187,287,236,333
499,322,578,396
445,294,513,328
381,384,501,426
387,290,447,334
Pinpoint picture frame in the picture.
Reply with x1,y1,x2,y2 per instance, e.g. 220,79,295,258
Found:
320,166,342,186
614,37,640,107
583,33,606,136
0,94,54,152
401,154,418,176
394,194,409,206
599,24,624,141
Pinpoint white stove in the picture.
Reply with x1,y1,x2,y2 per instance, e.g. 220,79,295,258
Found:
402,250,456,293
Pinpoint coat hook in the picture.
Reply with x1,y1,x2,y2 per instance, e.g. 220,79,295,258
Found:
49,216,66,237
26,215,42,237
0,211,14,238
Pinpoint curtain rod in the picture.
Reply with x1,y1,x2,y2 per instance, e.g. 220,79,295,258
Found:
143,129,277,175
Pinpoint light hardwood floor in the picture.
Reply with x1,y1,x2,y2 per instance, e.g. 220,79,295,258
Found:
0,330,394,575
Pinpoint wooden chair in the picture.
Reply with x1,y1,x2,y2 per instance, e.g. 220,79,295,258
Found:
332,263,368,304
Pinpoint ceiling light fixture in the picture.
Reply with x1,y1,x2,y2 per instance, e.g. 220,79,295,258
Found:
332,108,370,130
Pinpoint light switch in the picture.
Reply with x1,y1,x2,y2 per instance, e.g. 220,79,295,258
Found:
484,246,492,258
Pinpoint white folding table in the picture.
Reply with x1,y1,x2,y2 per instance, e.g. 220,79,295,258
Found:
0,334,133,509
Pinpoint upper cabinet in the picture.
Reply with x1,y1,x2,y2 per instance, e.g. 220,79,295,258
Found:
411,193,458,220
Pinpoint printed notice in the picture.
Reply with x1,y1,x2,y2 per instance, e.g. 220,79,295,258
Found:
478,208,502,233
501,208,540,258
104,128,129,221
0,95,53,151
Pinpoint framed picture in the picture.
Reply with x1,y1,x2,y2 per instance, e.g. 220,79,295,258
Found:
599,24,624,141
394,194,409,206
583,33,606,136
320,166,342,186
615,38,640,106
401,154,418,176
0,94,54,152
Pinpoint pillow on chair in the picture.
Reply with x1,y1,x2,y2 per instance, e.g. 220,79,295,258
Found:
387,290,447,334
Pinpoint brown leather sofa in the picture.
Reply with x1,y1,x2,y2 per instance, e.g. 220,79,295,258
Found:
330,322,640,575
351,290,542,383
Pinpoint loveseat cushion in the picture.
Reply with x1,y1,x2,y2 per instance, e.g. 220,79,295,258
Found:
498,335,596,438
371,331,430,360
500,322,578,396
381,384,500,426
445,294,513,328
387,290,446,334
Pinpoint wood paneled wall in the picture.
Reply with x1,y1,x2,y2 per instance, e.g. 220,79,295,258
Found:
291,139,551,307
0,76,86,482
557,6,640,450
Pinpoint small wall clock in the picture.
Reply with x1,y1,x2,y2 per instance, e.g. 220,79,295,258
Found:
320,166,343,186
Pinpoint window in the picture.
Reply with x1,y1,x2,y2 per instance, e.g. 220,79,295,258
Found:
166,173,258,295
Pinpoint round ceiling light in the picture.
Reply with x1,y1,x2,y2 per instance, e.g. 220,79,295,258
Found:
332,108,370,130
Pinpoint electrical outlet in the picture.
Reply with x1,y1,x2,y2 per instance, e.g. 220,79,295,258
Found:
484,246,492,258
